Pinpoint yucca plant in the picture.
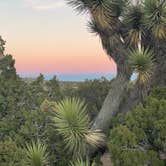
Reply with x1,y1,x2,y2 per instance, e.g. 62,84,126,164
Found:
129,48,154,84
52,98,105,158
70,158,90,166
25,140,49,166
143,0,166,39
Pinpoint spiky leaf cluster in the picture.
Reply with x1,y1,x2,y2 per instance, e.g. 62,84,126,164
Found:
124,5,144,45
70,158,90,166
25,140,49,166
143,0,166,39
66,0,91,13
52,98,105,158
129,48,154,83
107,0,129,17
67,0,166,41
67,0,129,29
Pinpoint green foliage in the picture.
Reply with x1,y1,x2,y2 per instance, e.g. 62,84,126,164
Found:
46,75,63,101
150,86,166,99
0,55,17,78
66,0,91,13
108,87,166,166
107,0,128,18
67,0,128,28
0,50,165,166
52,98,105,159
0,139,26,166
124,5,143,31
70,158,90,166
0,36,165,166
68,0,166,40
0,36,5,55
0,51,64,165
109,125,137,147
129,48,154,83
143,0,166,39
25,140,49,166
53,98,90,158
0,56,108,165
124,5,143,46
64,77,111,119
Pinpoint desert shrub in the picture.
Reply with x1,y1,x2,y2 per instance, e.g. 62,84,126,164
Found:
108,87,166,166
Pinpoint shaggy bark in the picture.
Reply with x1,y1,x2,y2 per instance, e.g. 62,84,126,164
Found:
91,29,132,131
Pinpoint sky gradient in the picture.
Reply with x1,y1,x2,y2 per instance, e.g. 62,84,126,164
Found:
0,0,116,80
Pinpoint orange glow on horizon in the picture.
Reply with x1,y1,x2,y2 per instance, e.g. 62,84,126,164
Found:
6,35,116,75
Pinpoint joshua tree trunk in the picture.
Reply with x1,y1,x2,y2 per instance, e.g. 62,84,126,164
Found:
92,74,130,131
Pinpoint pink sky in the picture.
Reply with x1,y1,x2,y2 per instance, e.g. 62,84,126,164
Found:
1,0,116,75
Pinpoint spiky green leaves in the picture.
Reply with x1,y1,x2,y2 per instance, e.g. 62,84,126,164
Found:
52,98,105,158
66,0,128,15
67,0,128,29
25,141,49,166
53,98,89,157
66,0,91,13
124,6,143,46
143,0,166,39
129,48,154,83
66,0,107,14
108,0,129,17
70,158,90,166
91,0,113,28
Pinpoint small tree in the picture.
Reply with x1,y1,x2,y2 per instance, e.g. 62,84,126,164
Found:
108,89,166,165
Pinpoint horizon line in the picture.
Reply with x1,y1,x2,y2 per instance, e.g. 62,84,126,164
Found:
19,72,117,81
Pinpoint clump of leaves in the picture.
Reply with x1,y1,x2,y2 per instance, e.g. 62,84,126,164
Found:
124,5,143,46
143,0,166,39
52,98,105,158
129,48,154,84
25,140,49,166
70,158,90,166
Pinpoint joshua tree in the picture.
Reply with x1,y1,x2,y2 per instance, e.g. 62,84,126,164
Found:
66,0,166,132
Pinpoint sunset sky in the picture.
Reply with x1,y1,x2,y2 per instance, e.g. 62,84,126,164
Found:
0,0,116,80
